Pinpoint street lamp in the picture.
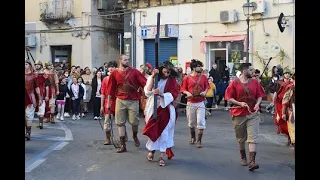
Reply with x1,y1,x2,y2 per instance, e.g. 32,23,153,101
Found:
242,1,256,63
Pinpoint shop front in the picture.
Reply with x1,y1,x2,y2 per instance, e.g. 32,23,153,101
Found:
141,24,179,68
200,34,247,75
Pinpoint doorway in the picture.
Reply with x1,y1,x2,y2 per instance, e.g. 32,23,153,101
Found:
50,45,72,69
209,49,228,73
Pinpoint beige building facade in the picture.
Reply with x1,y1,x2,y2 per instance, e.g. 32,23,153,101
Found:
128,0,295,75
25,0,122,69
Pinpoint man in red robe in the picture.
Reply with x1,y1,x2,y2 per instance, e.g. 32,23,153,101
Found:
180,59,209,148
101,61,118,145
106,55,147,153
44,61,59,124
274,69,294,146
281,73,295,151
225,63,265,171
34,60,49,129
25,59,42,140
142,61,180,166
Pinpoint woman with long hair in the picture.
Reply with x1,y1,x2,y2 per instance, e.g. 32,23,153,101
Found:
81,67,92,113
91,71,104,120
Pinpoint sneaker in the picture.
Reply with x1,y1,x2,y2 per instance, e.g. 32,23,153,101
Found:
56,113,60,119
72,115,76,120
76,115,80,120
60,116,64,121
81,113,85,117
64,112,70,117
94,116,98,120
215,105,218,109
98,116,102,120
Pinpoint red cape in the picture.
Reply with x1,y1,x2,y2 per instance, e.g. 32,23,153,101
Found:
142,77,179,142
274,81,293,135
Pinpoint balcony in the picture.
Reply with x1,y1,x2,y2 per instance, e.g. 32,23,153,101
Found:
40,0,74,23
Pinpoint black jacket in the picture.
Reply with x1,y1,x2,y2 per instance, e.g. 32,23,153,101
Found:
209,68,220,83
91,76,105,97
68,83,84,99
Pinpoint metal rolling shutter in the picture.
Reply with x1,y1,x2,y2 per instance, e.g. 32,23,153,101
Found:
144,38,177,68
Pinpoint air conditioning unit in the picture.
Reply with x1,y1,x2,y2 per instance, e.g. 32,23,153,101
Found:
252,0,266,14
97,0,107,10
220,10,238,24
25,34,36,48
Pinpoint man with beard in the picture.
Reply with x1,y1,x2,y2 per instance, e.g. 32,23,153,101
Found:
106,55,147,153
180,59,209,148
142,61,180,166
34,60,50,129
25,59,42,140
44,61,59,124
224,63,265,171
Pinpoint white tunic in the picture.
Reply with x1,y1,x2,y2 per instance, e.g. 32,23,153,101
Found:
144,76,176,152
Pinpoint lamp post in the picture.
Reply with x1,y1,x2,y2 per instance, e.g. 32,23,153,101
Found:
242,1,255,63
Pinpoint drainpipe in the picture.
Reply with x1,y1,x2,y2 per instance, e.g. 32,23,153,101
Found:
131,12,134,67
133,11,137,68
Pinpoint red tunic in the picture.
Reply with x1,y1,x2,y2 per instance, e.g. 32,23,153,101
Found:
25,88,32,108
225,78,265,117
274,81,292,136
106,67,147,101
180,74,209,103
25,72,39,107
142,77,180,142
101,76,116,115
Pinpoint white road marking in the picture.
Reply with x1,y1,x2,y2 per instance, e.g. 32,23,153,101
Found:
25,158,47,173
60,122,73,141
53,142,69,150
25,121,73,173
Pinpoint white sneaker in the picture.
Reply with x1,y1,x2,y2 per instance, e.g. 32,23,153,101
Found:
76,115,80,120
94,116,98,120
60,116,64,121
215,105,218,109
64,112,70,117
72,115,76,120
56,113,60,119
82,113,85,117
98,116,102,120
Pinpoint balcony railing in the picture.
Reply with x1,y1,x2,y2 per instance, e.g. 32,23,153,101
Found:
40,0,74,22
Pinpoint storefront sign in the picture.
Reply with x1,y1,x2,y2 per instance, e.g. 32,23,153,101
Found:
141,24,179,39
170,56,178,67
165,25,179,38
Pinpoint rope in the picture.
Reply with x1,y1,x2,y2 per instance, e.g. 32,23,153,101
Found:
173,100,258,115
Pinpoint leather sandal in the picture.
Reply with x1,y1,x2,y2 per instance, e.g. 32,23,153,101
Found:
147,151,154,161
158,157,166,166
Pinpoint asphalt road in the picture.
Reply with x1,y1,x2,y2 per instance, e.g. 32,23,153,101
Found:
25,108,295,180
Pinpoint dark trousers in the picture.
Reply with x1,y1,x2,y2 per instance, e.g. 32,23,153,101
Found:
93,97,101,117
206,97,214,113
65,98,70,113
72,98,81,115
217,95,228,107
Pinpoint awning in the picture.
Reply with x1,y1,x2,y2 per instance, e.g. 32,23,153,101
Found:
200,34,247,53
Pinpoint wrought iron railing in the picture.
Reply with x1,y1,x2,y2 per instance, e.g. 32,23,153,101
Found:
39,0,74,22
